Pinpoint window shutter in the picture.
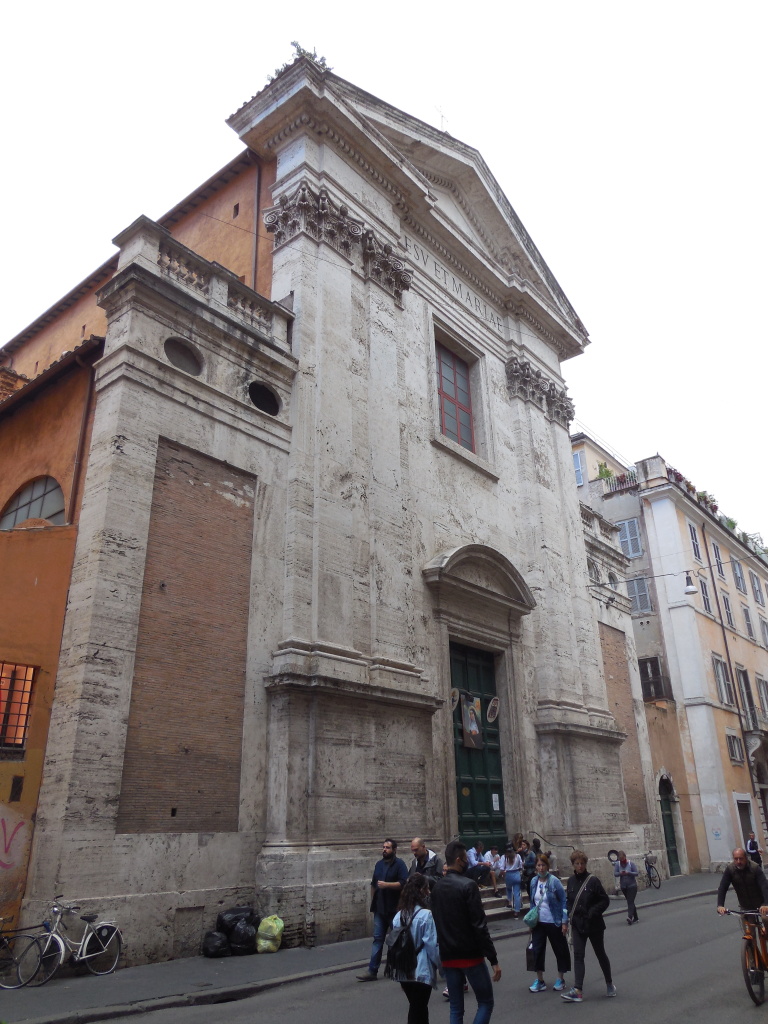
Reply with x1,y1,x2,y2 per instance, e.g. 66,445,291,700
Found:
618,519,642,558
627,577,652,614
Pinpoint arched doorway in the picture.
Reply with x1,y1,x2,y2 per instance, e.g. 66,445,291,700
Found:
659,777,681,875
423,544,536,850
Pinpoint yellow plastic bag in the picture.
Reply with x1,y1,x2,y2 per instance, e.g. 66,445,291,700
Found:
257,914,284,953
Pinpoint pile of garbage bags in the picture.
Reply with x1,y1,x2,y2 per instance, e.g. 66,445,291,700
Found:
202,906,284,957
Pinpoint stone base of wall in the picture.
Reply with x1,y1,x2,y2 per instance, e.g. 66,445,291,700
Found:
21,885,258,967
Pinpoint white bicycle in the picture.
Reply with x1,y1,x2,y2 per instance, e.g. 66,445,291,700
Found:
31,896,122,985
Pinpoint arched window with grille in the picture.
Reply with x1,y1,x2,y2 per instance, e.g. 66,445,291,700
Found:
0,476,65,530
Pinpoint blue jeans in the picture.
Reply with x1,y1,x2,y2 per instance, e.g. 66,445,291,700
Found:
368,912,391,975
444,962,494,1024
506,870,522,911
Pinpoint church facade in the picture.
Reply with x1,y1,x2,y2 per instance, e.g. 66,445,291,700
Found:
2,59,653,962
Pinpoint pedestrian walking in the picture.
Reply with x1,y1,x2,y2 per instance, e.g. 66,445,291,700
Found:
746,832,763,866
431,839,501,1024
560,850,616,1002
613,850,640,924
527,853,571,993
386,874,442,1024
357,838,409,981
499,844,523,915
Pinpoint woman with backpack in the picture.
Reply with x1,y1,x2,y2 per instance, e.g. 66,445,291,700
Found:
385,874,442,1024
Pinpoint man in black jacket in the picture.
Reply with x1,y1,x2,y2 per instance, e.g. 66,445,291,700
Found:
431,840,501,1024
717,848,768,914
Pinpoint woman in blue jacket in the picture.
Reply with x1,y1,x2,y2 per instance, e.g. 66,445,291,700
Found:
528,853,571,993
387,874,442,1023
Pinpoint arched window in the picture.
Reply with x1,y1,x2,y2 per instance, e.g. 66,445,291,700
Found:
1,476,65,529
587,559,601,584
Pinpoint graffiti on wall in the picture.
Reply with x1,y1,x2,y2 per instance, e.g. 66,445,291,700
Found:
1,815,26,869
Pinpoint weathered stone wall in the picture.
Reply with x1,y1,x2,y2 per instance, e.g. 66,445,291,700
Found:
24,64,642,963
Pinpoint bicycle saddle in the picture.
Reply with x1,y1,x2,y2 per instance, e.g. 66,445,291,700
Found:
80,914,98,923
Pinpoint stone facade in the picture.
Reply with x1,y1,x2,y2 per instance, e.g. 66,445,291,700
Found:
13,58,642,962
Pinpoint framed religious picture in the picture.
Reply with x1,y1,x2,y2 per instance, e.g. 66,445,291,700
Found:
461,693,483,749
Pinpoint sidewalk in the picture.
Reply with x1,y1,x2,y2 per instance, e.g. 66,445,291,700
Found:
3,872,718,1024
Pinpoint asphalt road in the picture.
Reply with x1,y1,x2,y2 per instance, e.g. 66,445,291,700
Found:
102,897,750,1024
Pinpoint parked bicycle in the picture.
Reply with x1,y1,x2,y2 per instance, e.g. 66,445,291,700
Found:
724,908,768,1004
644,851,661,889
0,915,42,989
31,896,122,985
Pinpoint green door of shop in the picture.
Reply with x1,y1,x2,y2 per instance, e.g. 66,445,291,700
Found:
450,642,507,849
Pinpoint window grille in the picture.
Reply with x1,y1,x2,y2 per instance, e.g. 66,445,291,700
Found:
0,663,35,751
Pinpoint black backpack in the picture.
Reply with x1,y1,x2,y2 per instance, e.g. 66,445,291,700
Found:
383,909,422,980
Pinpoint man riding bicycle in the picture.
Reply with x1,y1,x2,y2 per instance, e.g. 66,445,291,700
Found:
717,848,768,916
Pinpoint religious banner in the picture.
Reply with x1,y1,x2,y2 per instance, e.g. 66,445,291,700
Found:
461,694,483,749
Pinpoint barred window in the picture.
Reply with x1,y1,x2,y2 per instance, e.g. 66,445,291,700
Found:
0,663,36,753
1,477,65,530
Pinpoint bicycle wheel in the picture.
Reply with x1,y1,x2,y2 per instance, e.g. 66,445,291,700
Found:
84,925,122,975
0,934,42,989
28,932,65,986
647,865,661,889
743,936,765,1005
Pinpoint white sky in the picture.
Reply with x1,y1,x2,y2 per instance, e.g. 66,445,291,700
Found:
2,1,765,537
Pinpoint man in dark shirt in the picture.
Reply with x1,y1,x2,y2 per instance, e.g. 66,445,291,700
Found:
717,848,768,915
357,838,408,981
431,840,501,1024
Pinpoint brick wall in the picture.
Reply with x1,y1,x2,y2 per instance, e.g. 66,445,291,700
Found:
116,438,256,833
599,621,650,824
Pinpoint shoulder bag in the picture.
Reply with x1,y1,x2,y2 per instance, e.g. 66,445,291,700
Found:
567,876,591,945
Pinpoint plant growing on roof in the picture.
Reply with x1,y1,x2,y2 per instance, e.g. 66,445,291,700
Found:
597,462,614,480
270,41,333,80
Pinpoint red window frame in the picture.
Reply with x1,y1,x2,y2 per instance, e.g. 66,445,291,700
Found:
436,343,475,452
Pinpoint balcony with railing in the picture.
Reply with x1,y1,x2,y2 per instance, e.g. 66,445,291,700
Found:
604,468,638,495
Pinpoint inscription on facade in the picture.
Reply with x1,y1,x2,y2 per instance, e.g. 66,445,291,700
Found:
403,236,504,333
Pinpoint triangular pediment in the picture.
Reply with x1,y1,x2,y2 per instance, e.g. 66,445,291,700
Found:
227,59,588,358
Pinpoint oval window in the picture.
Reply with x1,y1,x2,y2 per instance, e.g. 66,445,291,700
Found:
164,338,203,376
248,382,280,416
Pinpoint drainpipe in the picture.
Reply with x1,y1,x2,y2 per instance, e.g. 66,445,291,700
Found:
700,521,757,798
68,351,96,526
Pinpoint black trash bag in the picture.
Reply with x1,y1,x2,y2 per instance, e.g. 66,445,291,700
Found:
229,918,258,956
202,930,231,958
216,906,258,935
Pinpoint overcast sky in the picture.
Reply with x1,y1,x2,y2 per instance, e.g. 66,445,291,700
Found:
2,1,765,538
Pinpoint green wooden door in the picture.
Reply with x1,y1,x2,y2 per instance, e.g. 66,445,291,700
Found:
659,778,681,875
450,642,506,849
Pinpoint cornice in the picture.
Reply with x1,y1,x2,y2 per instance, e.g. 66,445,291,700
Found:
264,114,411,212
420,169,508,271
402,214,506,308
